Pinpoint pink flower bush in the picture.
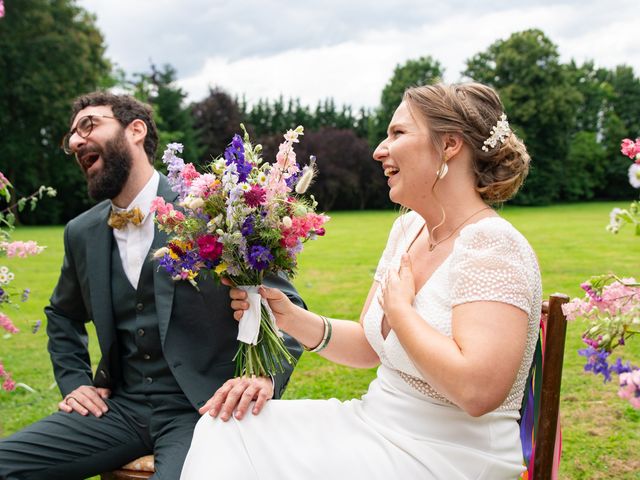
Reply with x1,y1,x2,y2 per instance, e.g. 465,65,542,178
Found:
0,171,54,392
565,138,640,408
0,240,45,258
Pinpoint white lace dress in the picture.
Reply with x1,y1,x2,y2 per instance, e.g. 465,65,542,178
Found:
180,212,542,480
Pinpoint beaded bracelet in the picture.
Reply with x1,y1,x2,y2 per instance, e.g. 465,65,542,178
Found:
304,314,332,353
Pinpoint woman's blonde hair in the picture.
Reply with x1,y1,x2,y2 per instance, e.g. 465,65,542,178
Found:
403,82,530,203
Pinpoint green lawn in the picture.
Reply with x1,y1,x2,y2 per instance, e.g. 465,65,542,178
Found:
1,203,639,479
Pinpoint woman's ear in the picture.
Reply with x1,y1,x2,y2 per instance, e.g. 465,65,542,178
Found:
442,133,464,160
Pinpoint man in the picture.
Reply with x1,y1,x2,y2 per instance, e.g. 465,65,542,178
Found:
0,92,303,479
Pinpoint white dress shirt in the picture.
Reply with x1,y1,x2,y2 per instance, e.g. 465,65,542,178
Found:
111,171,160,289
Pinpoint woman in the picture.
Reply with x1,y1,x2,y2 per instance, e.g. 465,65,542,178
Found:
180,82,542,479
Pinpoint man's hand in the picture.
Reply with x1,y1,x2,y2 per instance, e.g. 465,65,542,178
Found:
58,385,111,417
199,376,274,421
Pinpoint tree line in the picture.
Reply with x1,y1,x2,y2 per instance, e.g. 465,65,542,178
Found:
1,1,639,223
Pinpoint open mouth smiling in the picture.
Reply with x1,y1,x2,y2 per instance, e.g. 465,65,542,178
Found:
384,166,399,177
78,151,100,172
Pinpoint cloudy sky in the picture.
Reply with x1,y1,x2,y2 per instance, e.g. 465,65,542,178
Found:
79,0,638,110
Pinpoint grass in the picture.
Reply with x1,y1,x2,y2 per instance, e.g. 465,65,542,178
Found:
1,203,639,479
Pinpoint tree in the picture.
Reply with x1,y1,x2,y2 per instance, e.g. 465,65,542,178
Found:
370,56,444,147
126,64,201,167
259,128,386,210
0,0,111,223
464,29,581,204
562,131,607,201
191,87,242,164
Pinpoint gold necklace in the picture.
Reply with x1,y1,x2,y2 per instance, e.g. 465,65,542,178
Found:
427,206,492,251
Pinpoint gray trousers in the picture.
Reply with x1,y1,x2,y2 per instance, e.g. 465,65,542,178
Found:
0,392,200,480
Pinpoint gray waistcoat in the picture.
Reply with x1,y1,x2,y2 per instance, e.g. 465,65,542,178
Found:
111,242,181,394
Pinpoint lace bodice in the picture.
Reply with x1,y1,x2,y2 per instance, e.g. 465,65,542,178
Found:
363,211,542,411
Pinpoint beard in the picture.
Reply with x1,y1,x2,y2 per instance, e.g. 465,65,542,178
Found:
84,130,133,201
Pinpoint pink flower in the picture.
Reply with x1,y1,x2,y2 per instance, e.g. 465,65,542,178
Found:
180,163,200,186
197,235,224,261
2,378,15,392
621,138,637,159
151,197,185,229
189,174,219,198
1,240,44,258
0,1,5,19
0,312,19,334
0,171,10,190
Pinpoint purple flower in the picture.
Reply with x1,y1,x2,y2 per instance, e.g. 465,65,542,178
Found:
224,135,245,164
285,168,302,189
611,357,635,375
578,346,612,382
241,216,255,236
21,288,30,302
247,245,273,271
32,319,41,334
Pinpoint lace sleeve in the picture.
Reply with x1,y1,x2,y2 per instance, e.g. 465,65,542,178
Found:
449,221,534,315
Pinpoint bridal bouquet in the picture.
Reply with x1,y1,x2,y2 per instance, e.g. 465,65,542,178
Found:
152,125,329,377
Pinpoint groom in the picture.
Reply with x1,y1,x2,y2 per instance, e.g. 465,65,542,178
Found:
0,92,303,480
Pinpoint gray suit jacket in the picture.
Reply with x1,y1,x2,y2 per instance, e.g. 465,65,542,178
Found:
45,173,303,409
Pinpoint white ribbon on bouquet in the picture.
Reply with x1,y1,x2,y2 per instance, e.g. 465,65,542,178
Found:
236,285,281,345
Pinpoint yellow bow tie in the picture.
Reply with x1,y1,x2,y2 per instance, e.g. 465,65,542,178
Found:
108,207,144,230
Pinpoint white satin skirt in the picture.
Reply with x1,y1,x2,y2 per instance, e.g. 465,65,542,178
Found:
180,365,525,480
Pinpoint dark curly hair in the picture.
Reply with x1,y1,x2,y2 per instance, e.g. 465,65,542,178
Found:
69,91,158,164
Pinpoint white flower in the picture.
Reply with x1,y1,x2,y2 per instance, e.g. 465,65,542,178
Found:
606,208,624,233
188,197,205,209
257,172,268,185
282,216,293,228
0,266,8,274
153,247,170,258
238,182,251,192
0,273,8,284
628,163,640,189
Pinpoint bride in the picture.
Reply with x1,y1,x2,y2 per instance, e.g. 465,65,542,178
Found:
180,82,542,479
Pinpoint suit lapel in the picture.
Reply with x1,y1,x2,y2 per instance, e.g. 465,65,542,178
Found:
86,203,117,355
154,174,180,346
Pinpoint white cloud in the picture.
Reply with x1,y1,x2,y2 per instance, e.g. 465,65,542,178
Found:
79,0,639,109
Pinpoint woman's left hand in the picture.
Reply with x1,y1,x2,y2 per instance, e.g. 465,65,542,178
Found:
379,253,416,328
199,376,274,421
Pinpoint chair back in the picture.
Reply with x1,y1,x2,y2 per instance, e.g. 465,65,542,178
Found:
521,293,569,480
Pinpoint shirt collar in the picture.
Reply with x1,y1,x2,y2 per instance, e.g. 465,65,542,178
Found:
110,170,160,219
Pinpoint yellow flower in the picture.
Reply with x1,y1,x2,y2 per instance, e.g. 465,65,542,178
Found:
215,263,227,275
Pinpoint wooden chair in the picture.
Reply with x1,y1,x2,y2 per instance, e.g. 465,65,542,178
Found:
103,294,570,480
523,293,569,480
100,455,154,480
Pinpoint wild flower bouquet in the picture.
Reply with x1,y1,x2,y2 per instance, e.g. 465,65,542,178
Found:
0,172,56,391
152,125,329,377
562,138,640,409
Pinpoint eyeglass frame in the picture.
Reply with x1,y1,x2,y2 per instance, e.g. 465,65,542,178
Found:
60,114,119,155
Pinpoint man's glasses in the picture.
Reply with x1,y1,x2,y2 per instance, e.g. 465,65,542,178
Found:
61,114,117,155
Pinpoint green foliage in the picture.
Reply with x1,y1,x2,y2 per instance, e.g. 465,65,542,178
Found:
465,29,582,205
562,131,607,201
0,0,111,224
370,56,444,146
123,63,201,167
